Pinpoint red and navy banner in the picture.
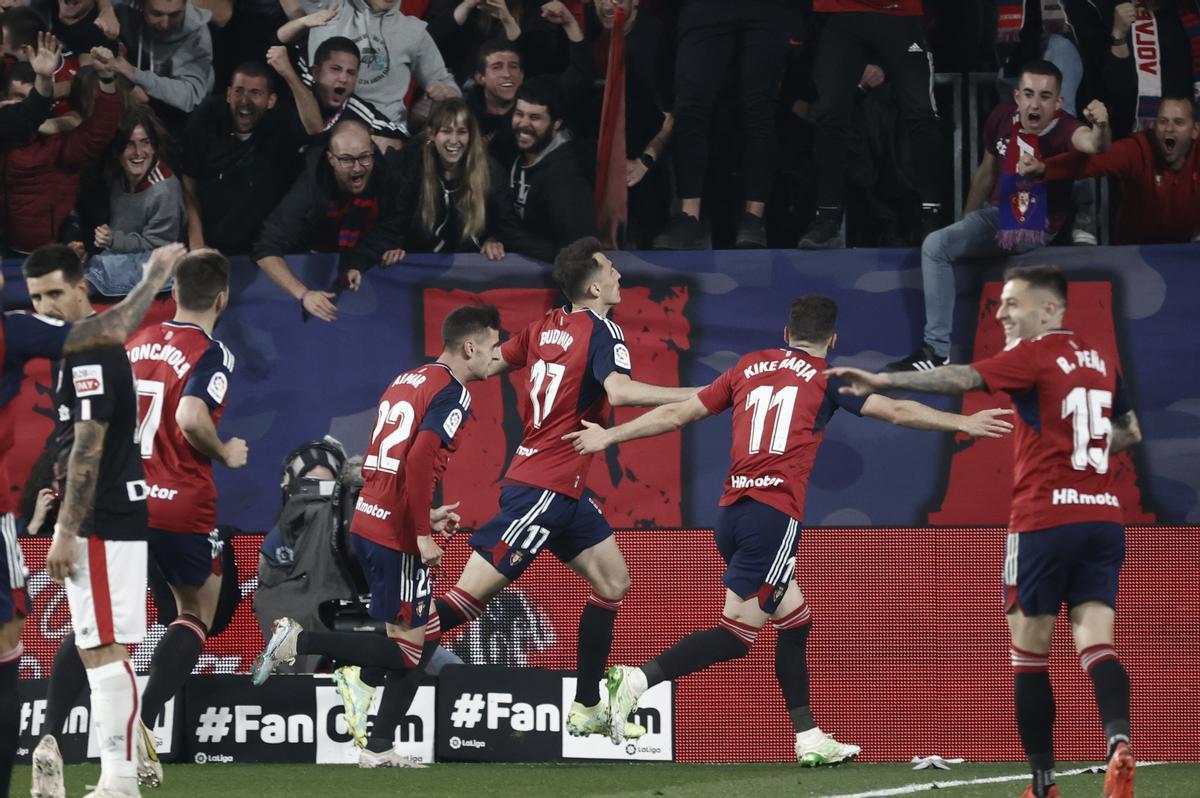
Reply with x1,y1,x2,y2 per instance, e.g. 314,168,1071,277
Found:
3,244,1198,532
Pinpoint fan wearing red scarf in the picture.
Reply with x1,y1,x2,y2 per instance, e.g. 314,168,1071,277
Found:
886,60,1110,374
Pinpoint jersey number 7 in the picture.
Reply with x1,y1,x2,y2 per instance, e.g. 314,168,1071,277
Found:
135,379,166,460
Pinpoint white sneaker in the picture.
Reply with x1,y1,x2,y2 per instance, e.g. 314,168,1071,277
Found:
250,617,302,686
357,748,428,768
604,666,647,746
31,734,65,798
795,727,861,767
333,665,376,748
134,719,163,787
81,789,140,798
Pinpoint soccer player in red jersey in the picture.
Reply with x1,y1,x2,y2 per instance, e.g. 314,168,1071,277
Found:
430,236,701,740
566,295,1013,760
826,265,1141,798
122,249,246,785
251,304,501,767
5,244,180,798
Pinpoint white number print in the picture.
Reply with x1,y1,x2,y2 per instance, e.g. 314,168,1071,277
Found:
745,385,799,454
363,399,416,474
1062,387,1113,474
529,359,566,429
134,379,165,459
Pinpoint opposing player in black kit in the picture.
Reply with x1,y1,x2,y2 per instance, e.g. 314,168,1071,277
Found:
1,243,182,798
41,245,187,798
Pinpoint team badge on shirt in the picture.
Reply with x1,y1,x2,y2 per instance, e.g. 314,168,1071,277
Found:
614,343,632,370
207,372,228,404
444,408,464,439
72,364,105,397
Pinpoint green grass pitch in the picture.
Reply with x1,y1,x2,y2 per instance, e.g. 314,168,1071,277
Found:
11,761,1199,797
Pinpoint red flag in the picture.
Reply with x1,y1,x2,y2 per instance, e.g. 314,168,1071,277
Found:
595,6,627,249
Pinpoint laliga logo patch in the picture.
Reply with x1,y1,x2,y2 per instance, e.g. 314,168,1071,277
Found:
444,408,464,439
207,372,228,404
614,343,631,371
71,364,105,397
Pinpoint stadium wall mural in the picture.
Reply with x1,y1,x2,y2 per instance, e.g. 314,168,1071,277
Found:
3,244,1197,530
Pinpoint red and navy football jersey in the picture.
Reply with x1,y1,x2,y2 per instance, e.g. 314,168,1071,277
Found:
501,306,632,499
698,348,866,521
126,321,235,533
352,362,472,553
973,330,1129,533
0,312,72,514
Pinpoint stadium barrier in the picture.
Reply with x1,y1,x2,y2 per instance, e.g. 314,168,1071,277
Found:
16,527,1199,764
4,244,1200,533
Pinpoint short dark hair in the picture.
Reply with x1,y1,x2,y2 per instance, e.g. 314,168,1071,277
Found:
0,8,43,52
552,237,604,303
442,303,501,349
1018,59,1063,92
1003,264,1068,304
788,295,838,343
475,38,522,77
1159,94,1196,120
22,244,84,284
1,60,33,98
314,36,360,69
515,76,562,121
175,249,230,311
231,61,276,93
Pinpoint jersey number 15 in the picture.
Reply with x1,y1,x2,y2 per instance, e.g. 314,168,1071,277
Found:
1062,387,1112,474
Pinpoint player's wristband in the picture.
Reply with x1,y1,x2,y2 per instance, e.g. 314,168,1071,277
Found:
639,152,655,169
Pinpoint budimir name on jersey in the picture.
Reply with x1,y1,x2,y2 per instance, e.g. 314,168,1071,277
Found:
539,329,575,350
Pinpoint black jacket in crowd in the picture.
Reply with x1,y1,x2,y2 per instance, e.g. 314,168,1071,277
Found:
507,131,595,262
252,143,403,262
339,144,541,272
0,90,53,147
183,95,307,254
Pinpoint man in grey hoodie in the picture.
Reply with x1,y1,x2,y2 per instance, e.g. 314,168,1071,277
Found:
110,0,214,122
296,0,458,128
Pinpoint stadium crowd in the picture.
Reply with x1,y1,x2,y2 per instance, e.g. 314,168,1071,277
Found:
1,0,1199,322
0,3,1181,794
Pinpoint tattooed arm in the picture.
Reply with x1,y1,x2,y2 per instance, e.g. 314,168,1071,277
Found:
824,364,985,397
61,243,185,354
1110,410,1142,454
45,419,108,581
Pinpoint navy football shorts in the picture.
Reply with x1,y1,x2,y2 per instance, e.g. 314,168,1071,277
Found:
147,528,223,588
1003,521,1125,616
470,485,613,580
715,498,801,613
350,533,432,629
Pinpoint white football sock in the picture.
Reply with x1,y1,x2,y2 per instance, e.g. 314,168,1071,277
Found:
86,659,140,794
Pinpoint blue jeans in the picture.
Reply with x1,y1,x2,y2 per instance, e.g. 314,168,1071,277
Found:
920,205,1043,358
85,251,175,297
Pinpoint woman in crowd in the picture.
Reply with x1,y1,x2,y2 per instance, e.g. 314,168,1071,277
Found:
91,107,186,255
340,98,535,284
